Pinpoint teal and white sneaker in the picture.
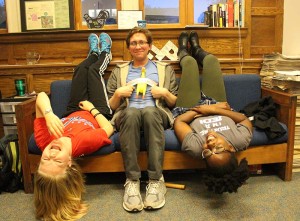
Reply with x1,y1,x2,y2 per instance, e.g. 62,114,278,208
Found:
144,175,167,210
99,32,112,60
88,33,100,57
123,179,144,212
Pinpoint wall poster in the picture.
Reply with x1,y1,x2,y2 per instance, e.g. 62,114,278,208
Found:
20,0,74,31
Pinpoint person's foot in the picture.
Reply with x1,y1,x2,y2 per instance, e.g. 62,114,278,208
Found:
99,32,112,60
123,179,144,212
189,31,209,66
177,31,189,61
189,31,201,49
189,31,201,58
178,31,189,50
144,176,167,210
88,33,100,57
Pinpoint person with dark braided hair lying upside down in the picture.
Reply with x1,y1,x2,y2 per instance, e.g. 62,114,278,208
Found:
173,31,253,194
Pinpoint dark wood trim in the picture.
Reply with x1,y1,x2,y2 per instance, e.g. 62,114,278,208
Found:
0,28,248,43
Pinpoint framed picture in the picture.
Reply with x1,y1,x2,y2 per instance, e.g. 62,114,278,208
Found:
20,0,74,32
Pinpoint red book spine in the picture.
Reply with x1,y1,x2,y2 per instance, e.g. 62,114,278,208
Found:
227,0,234,28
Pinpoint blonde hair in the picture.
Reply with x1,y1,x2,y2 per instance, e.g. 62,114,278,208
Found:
34,161,87,221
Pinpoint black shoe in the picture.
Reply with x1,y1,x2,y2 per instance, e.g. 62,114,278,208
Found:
177,31,189,61
189,31,200,49
189,31,203,59
189,31,209,66
178,31,189,50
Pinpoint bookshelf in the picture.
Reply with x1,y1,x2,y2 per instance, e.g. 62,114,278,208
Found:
204,0,244,28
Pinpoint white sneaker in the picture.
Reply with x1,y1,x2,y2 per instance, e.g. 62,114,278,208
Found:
123,179,144,212
144,175,167,210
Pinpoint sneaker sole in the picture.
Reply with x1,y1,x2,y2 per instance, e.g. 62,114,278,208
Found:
107,34,112,60
144,199,165,210
123,202,144,212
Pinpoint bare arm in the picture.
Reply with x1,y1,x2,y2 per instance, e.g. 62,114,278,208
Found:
174,103,253,143
79,101,114,137
174,110,198,143
191,104,253,131
35,92,64,138
108,85,134,111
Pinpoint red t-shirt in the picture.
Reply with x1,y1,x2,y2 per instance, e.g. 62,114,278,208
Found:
34,111,112,157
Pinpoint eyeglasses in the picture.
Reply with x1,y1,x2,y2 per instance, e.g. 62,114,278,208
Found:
201,146,230,159
129,41,149,47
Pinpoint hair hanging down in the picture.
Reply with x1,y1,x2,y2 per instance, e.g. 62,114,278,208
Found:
34,161,87,221
203,157,250,194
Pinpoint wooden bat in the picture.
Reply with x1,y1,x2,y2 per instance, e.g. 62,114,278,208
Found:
165,182,186,190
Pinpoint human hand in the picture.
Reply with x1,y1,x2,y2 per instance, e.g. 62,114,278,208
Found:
214,102,231,110
116,85,135,98
45,112,64,138
190,102,231,116
151,85,167,99
190,105,216,115
79,100,94,111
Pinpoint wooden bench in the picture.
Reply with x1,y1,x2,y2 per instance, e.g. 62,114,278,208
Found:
16,73,297,193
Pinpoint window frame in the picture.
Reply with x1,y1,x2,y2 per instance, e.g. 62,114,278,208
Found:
0,0,198,32
74,0,193,30
0,0,7,33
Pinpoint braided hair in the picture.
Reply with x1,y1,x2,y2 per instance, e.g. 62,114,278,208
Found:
203,154,250,194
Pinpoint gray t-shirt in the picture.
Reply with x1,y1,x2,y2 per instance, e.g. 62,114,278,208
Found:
182,115,252,158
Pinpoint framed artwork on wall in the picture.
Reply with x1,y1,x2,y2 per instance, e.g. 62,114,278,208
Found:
20,0,74,32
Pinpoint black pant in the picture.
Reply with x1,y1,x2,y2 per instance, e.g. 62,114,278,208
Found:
63,52,112,119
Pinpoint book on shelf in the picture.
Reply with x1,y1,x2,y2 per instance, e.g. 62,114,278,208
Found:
227,0,234,27
233,0,240,27
239,0,245,27
217,3,225,28
205,0,243,28
207,4,218,27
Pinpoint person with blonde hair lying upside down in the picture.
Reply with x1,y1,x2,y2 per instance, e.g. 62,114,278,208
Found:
33,32,113,221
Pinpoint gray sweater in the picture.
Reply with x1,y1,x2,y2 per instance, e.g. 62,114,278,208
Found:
106,60,178,127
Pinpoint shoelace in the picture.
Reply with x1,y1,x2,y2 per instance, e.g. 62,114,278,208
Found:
146,181,160,194
101,41,111,50
125,181,139,196
100,36,111,50
89,36,98,50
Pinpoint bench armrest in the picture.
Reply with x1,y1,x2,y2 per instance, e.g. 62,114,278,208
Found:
15,97,37,179
261,87,297,128
262,87,297,177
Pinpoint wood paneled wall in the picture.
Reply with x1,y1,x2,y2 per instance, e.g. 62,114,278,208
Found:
0,0,283,98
